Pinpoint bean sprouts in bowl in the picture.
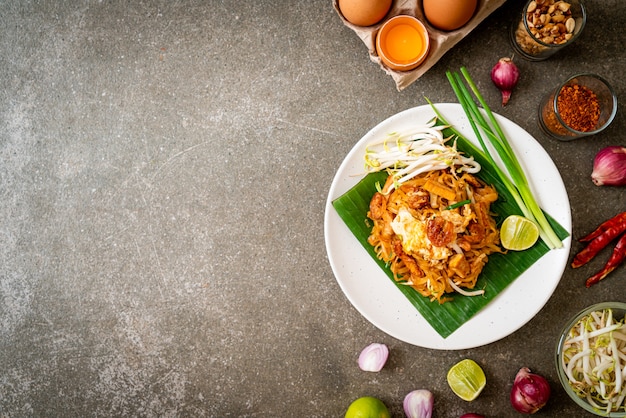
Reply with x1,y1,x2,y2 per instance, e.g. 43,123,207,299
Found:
556,302,626,417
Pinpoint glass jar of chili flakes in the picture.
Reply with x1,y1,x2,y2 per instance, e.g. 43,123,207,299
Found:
539,73,617,140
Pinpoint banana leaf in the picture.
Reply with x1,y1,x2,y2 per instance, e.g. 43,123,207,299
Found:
332,126,569,338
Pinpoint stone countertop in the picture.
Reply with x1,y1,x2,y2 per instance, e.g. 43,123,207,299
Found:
1,1,624,416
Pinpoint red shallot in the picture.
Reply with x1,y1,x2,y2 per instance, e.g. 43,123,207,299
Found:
591,146,626,186
491,57,520,106
357,343,388,372
403,389,433,418
510,367,551,414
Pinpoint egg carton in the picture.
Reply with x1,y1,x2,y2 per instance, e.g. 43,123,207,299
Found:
333,0,507,91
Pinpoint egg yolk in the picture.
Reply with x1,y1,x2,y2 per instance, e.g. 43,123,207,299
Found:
384,24,424,62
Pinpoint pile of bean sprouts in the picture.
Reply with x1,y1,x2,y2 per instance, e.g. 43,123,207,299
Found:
561,308,626,414
363,119,481,194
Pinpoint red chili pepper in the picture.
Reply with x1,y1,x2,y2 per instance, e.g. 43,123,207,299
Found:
572,227,626,268
572,212,626,268
578,211,626,242
585,232,626,287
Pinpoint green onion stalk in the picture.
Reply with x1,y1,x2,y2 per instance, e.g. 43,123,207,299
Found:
430,67,563,249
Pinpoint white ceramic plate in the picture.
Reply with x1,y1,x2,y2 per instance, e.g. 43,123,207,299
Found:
324,104,572,350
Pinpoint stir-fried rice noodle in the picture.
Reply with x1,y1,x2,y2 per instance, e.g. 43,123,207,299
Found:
367,169,503,304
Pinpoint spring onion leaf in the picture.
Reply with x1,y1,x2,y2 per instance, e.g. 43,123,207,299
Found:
445,199,471,210
439,67,563,249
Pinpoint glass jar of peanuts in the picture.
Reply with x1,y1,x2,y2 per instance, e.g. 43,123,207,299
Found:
510,0,586,61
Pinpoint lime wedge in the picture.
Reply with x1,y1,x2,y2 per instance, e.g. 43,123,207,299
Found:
447,359,486,401
500,215,539,251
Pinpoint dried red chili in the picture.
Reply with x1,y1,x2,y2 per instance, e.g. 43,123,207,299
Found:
556,84,600,132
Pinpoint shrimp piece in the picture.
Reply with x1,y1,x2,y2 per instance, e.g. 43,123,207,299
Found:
462,222,485,244
380,211,394,239
427,216,456,247
368,192,386,220
406,188,430,210
585,232,626,287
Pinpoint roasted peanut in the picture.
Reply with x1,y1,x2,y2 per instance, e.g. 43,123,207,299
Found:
515,0,577,55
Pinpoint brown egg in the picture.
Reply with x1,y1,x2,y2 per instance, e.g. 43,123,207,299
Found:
338,0,392,27
423,0,477,31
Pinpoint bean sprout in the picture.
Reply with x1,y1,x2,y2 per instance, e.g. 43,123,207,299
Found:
364,118,481,194
446,278,485,297
561,308,626,414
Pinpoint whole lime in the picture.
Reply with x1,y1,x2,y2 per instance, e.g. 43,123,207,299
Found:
345,396,391,418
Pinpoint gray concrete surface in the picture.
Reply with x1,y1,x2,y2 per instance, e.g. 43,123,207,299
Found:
1,0,624,416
